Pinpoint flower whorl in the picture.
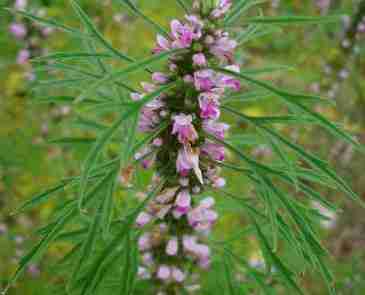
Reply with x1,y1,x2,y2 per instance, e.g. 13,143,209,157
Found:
133,1,240,293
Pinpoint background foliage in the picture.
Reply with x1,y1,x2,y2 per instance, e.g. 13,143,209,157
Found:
1,0,365,294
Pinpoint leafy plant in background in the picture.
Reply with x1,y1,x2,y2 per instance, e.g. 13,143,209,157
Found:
4,0,364,294
8,0,54,67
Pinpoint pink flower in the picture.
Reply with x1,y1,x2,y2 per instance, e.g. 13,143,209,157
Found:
175,190,191,214
136,212,153,227
176,145,203,184
0,223,8,234
217,65,241,91
171,267,186,283
153,34,171,53
156,204,173,219
183,74,194,84
187,198,218,232
152,137,163,147
15,0,27,9
183,235,211,266
194,70,216,91
193,53,207,67
157,265,171,281
198,256,211,269
27,264,40,278
198,92,221,120
130,92,142,101
182,235,198,252
185,15,204,39
16,49,30,65
138,98,164,132
141,82,156,93
211,0,233,19
210,37,237,62
142,252,154,266
203,120,229,139
212,177,226,188
166,237,179,256
202,142,225,161
9,23,27,39
156,187,179,204
170,15,203,49
172,114,198,144
171,20,194,48
152,72,169,84
138,233,152,251
138,108,159,132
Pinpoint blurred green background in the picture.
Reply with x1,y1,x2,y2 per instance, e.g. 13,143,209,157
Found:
1,0,365,294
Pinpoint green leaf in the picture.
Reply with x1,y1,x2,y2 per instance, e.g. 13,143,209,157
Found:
241,65,294,75
244,15,342,25
79,83,174,209
7,207,76,290
79,182,164,295
75,49,181,102
100,169,118,239
225,0,266,25
176,0,190,13
69,171,116,288
250,217,305,295
214,67,363,151
120,233,138,295
78,114,127,211
70,0,135,63
117,0,169,37
223,253,238,295
32,52,114,61
237,24,283,44
12,181,72,215
222,105,363,206
47,137,96,145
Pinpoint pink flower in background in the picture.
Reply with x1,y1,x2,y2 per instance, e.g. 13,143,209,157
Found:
198,92,221,120
27,264,41,278
172,114,198,144
16,49,30,64
0,223,7,234
15,0,27,9
315,0,331,10
9,23,27,39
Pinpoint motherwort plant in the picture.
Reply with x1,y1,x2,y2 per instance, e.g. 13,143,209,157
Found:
5,1,364,295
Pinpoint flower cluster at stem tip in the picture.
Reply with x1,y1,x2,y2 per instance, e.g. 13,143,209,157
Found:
132,1,241,293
